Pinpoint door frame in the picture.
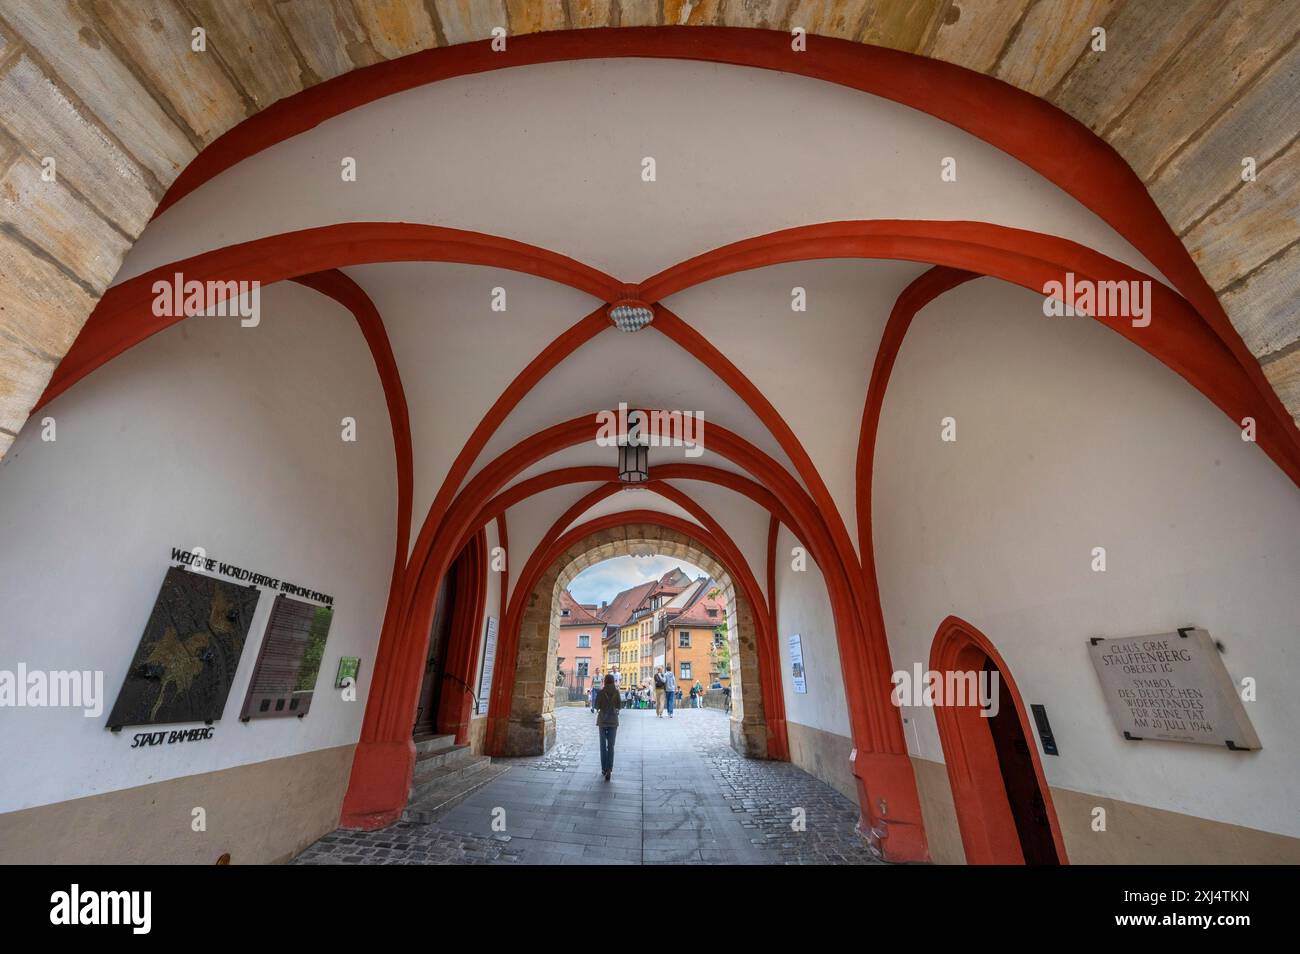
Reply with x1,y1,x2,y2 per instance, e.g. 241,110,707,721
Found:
928,615,1068,864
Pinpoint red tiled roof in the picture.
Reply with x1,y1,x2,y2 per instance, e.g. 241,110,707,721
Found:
558,589,602,626
668,580,725,626
643,567,692,604
597,580,656,629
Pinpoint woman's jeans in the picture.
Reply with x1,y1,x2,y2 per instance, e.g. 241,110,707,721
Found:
599,726,617,774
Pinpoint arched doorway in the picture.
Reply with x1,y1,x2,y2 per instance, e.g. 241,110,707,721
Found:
929,616,1067,865
409,530,487,745
489,515,785,763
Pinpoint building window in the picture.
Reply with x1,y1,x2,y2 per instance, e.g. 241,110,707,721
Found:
706,608,718,618
679,630,691,648
577,658,590,677
680,662,692,680
561,608,570,617
578,634,590,648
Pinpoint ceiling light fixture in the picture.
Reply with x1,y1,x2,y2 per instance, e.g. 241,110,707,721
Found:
618,407,650,484
618,440,649,484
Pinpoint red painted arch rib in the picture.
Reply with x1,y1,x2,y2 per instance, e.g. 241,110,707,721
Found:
642,223,1300,484
47,219,1298,488
38,225,621,409
457,463,795,556
289,270,413,710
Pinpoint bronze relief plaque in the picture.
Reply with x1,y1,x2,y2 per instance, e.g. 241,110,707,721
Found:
106,567,260,730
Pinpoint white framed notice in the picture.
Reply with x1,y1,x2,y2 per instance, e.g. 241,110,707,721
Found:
789,633,807,694
476,616,499,715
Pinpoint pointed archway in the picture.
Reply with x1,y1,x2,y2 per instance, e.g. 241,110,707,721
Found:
929,616,1068,865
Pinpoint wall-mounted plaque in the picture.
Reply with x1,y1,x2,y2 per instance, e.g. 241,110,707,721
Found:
1087,627,1261,750
107,567,260,730
789,634,807,694
240,594,333,720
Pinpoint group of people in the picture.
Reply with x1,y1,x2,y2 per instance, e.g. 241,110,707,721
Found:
587,668,709,718
587,667,714,780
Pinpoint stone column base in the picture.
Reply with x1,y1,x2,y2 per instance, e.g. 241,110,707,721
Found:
502,712,556,756
730,714,768,759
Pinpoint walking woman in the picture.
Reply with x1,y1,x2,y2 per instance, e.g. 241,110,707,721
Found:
595,673,622,781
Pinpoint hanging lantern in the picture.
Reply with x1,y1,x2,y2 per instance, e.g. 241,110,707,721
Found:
618,441,649,483
619,408,649,483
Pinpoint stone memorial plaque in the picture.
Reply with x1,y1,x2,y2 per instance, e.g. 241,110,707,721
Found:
1087,627,1260,750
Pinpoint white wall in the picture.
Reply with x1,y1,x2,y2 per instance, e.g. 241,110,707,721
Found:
350,260,601,544
0,282,396,812
774,526,851,737
664,259,923,553
874,277,1300,837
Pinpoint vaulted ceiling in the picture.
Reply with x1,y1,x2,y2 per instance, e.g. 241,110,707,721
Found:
1,0,1297,464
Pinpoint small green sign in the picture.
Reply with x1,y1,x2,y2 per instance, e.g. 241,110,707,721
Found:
335,656,361,689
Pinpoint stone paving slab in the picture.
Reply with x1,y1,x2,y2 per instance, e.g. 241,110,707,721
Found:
293,706,882,865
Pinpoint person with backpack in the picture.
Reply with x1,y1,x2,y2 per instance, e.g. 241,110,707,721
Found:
594,673,622,781
693,680,704,708
653,667,667,717
664,666,677,718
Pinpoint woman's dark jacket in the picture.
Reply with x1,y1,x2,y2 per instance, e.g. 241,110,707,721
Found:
595,685,622,727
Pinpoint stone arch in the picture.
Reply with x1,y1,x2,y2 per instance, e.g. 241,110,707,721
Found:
504,521,770,761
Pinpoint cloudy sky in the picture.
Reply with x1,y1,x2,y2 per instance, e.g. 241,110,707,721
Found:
568,555,706,606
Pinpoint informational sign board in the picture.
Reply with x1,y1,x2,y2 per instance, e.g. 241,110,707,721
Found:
240,594,334,720
1086,627,1260,750
476,616,499,715
107,567,260,730
789,633,807,694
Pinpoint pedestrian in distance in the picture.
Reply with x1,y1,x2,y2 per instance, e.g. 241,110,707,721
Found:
654,667,667,716
664,666,677,718
595,673,621,781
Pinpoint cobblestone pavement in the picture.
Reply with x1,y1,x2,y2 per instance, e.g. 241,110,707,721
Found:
294,705,881,865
